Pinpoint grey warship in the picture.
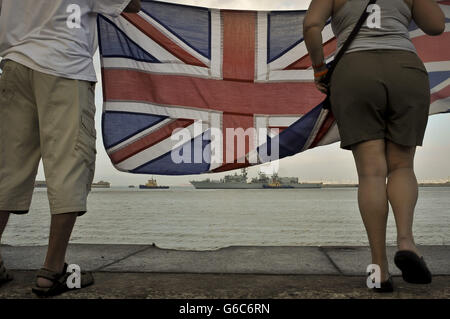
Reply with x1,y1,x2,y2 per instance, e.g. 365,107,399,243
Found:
190,169,322,189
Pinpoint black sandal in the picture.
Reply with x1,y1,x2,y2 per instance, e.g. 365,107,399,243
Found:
394,250,432,284
32,263,94,297
0,260,14,286
372,276,394,293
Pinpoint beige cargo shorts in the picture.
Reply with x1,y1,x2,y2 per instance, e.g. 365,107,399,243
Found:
0,60,97,215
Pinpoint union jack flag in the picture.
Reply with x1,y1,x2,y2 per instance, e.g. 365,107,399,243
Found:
98,0,450,176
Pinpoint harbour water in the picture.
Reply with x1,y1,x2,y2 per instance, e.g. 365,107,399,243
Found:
2,187,449,250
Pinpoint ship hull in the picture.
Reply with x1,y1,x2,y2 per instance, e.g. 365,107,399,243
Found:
287,183,322,189
191,182,322,189
139,185,170,189
191,182,263,189
263,185,294,189
263,183,322,189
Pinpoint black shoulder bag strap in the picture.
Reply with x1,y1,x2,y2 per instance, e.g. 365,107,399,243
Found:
322,0,378,109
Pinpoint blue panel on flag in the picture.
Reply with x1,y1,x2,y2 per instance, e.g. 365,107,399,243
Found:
259,103,323,161
132,131,211,175
408,20,419,32
103,112,168,149
268,11,305,63
98,15,160,63
429,71,450,89
141,0,211,59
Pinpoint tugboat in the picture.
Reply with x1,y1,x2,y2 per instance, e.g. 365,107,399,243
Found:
91,181,111,189
139,178,169,189
35,180,47,188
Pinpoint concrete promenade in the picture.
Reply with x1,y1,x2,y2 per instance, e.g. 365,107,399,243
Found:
0,244,449,299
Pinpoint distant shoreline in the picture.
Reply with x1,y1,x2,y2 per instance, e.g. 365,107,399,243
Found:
34,182,450,189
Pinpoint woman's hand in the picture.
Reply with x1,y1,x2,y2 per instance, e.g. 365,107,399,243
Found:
314,65,329,94
303,0,333,94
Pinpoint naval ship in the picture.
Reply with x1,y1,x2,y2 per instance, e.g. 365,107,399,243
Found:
190,169,322,189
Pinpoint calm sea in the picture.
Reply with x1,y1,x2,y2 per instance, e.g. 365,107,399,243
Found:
2,187,449,250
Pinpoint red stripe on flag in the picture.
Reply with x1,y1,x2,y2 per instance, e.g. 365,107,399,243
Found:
103,69,325,115
212,162,250,173
412,33,450,63
110,119,194,164
222,11,257,82
310,110,336,149
121,13,208,67
222,113,255,165
286,38,337,70
269,127,288,134
438,1,450,5
431,85,450,104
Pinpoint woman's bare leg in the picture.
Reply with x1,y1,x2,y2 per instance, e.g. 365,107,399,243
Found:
352,139,390,281
386,141,420,256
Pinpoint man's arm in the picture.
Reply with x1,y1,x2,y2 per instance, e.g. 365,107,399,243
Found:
124,0,141,13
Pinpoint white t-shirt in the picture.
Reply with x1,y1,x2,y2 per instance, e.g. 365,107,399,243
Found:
0,0,132,82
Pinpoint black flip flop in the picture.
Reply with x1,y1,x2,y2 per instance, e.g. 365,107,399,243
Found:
370,275,394,293
394,250,432,284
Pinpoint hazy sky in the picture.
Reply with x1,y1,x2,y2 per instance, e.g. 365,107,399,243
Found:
32,0,450,185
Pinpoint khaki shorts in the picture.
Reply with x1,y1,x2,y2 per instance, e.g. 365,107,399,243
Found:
330,50,431,150
0,60,97,215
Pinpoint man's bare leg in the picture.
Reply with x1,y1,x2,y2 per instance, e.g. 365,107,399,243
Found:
0,212,11,261
36,212,78,288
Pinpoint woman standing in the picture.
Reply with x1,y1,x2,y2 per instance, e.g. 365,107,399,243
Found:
303,0,445,292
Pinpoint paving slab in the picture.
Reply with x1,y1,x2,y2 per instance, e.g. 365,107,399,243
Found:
101,246,339,274
0,244,150,271
2,245,448,276
1,272,449,299
323,246,450,275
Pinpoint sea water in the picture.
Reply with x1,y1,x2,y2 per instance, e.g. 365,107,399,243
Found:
2,187,449,250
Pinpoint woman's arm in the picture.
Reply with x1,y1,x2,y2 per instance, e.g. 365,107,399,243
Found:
412,0,445,36
124,0,142,13
303,0,334,93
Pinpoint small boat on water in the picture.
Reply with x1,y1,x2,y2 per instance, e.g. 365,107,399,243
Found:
92,181,111,189
35,180,47,188
139,178,169,189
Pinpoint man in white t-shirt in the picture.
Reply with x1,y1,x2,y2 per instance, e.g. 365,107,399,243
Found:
0,0,141,296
